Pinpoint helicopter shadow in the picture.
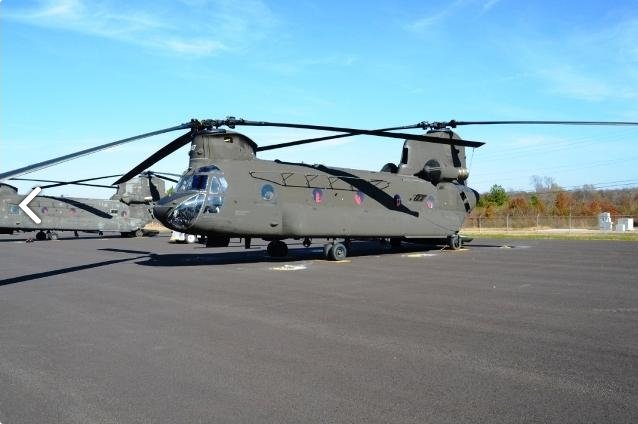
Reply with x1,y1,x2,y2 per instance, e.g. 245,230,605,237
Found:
135,241,446,267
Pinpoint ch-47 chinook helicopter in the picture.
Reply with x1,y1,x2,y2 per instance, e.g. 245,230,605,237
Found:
2,118,636,258
0,171,175,240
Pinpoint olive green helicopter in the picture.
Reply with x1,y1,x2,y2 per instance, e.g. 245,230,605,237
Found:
1,118,636,259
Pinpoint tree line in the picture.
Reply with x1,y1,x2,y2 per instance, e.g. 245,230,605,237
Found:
473,176,638,218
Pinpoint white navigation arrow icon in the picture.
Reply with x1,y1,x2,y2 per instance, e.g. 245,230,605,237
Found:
19,187,42,224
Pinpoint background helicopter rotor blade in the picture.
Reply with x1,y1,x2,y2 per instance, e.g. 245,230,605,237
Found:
12,171,181,190
0,122,193,181
139,170,180,183
421,119,638,130
10,176,118,189
113,132,195,185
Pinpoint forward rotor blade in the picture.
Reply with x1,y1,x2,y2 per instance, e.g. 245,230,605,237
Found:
113,132,194,185
0,123,193,181
226,119,484,148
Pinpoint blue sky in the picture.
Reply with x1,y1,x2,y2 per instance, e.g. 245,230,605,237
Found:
2,0,638,198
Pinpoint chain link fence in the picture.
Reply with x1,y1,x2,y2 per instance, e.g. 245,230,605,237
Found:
463,215,632,231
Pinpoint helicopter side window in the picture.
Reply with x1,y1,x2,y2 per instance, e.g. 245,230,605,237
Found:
176,175,193,192
9,204,20,214
210,177,221,194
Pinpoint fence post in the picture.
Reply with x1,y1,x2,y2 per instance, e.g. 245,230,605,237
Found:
506,214,510,231
569,211,572,233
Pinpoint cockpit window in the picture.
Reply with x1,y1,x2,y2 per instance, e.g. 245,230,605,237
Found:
175,165,227,195
191,174,208,191
175,174,208,192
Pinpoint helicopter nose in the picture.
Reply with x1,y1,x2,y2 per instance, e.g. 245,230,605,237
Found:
152,204,172,224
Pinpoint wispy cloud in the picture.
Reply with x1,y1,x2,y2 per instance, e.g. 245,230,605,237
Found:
404,0,500,32
537,65,613,102
505,15,638,103
403,1,463,33
482,0,502,12
3,0,278,56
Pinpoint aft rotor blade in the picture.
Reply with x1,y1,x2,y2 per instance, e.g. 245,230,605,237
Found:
256,124,424,152
113,132,194,185
426,120,638,129
0,123,193,181
226,119,484,148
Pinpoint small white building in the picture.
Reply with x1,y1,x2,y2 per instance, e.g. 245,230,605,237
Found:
616,217,634,232
598,212,613,231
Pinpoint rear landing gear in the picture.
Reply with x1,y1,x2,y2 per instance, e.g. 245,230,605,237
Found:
447,234,462,250
34,230,58,241
266,240,288,257
323,241,348,261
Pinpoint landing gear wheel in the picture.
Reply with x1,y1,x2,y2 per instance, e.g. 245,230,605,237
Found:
267,240,288,257
36,231,47,241
185,234,197,243
448,234,462,250
134,229,144,238
323,243,333,259
329,242,347,261
47,232,58,241
303,237,312,248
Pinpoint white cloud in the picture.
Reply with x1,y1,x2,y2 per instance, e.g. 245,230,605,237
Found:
537,66,613,102
4,0,276,56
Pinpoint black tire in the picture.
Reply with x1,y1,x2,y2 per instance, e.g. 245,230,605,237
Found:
448,235,462,250
135,229,144,238
329,242,347,261
206,235,230,247
267,240,288,257
36,231,47,241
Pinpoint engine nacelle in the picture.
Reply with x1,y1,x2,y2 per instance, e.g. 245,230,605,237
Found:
422,159,469,184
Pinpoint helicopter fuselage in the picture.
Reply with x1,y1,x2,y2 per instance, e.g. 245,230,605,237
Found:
153,158,478,240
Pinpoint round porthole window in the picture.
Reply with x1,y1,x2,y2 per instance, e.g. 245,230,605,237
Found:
261,184,275,201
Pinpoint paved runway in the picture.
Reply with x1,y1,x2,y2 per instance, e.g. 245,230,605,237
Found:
1,234,637,423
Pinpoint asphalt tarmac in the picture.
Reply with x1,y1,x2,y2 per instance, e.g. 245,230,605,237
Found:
0,233,637,423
